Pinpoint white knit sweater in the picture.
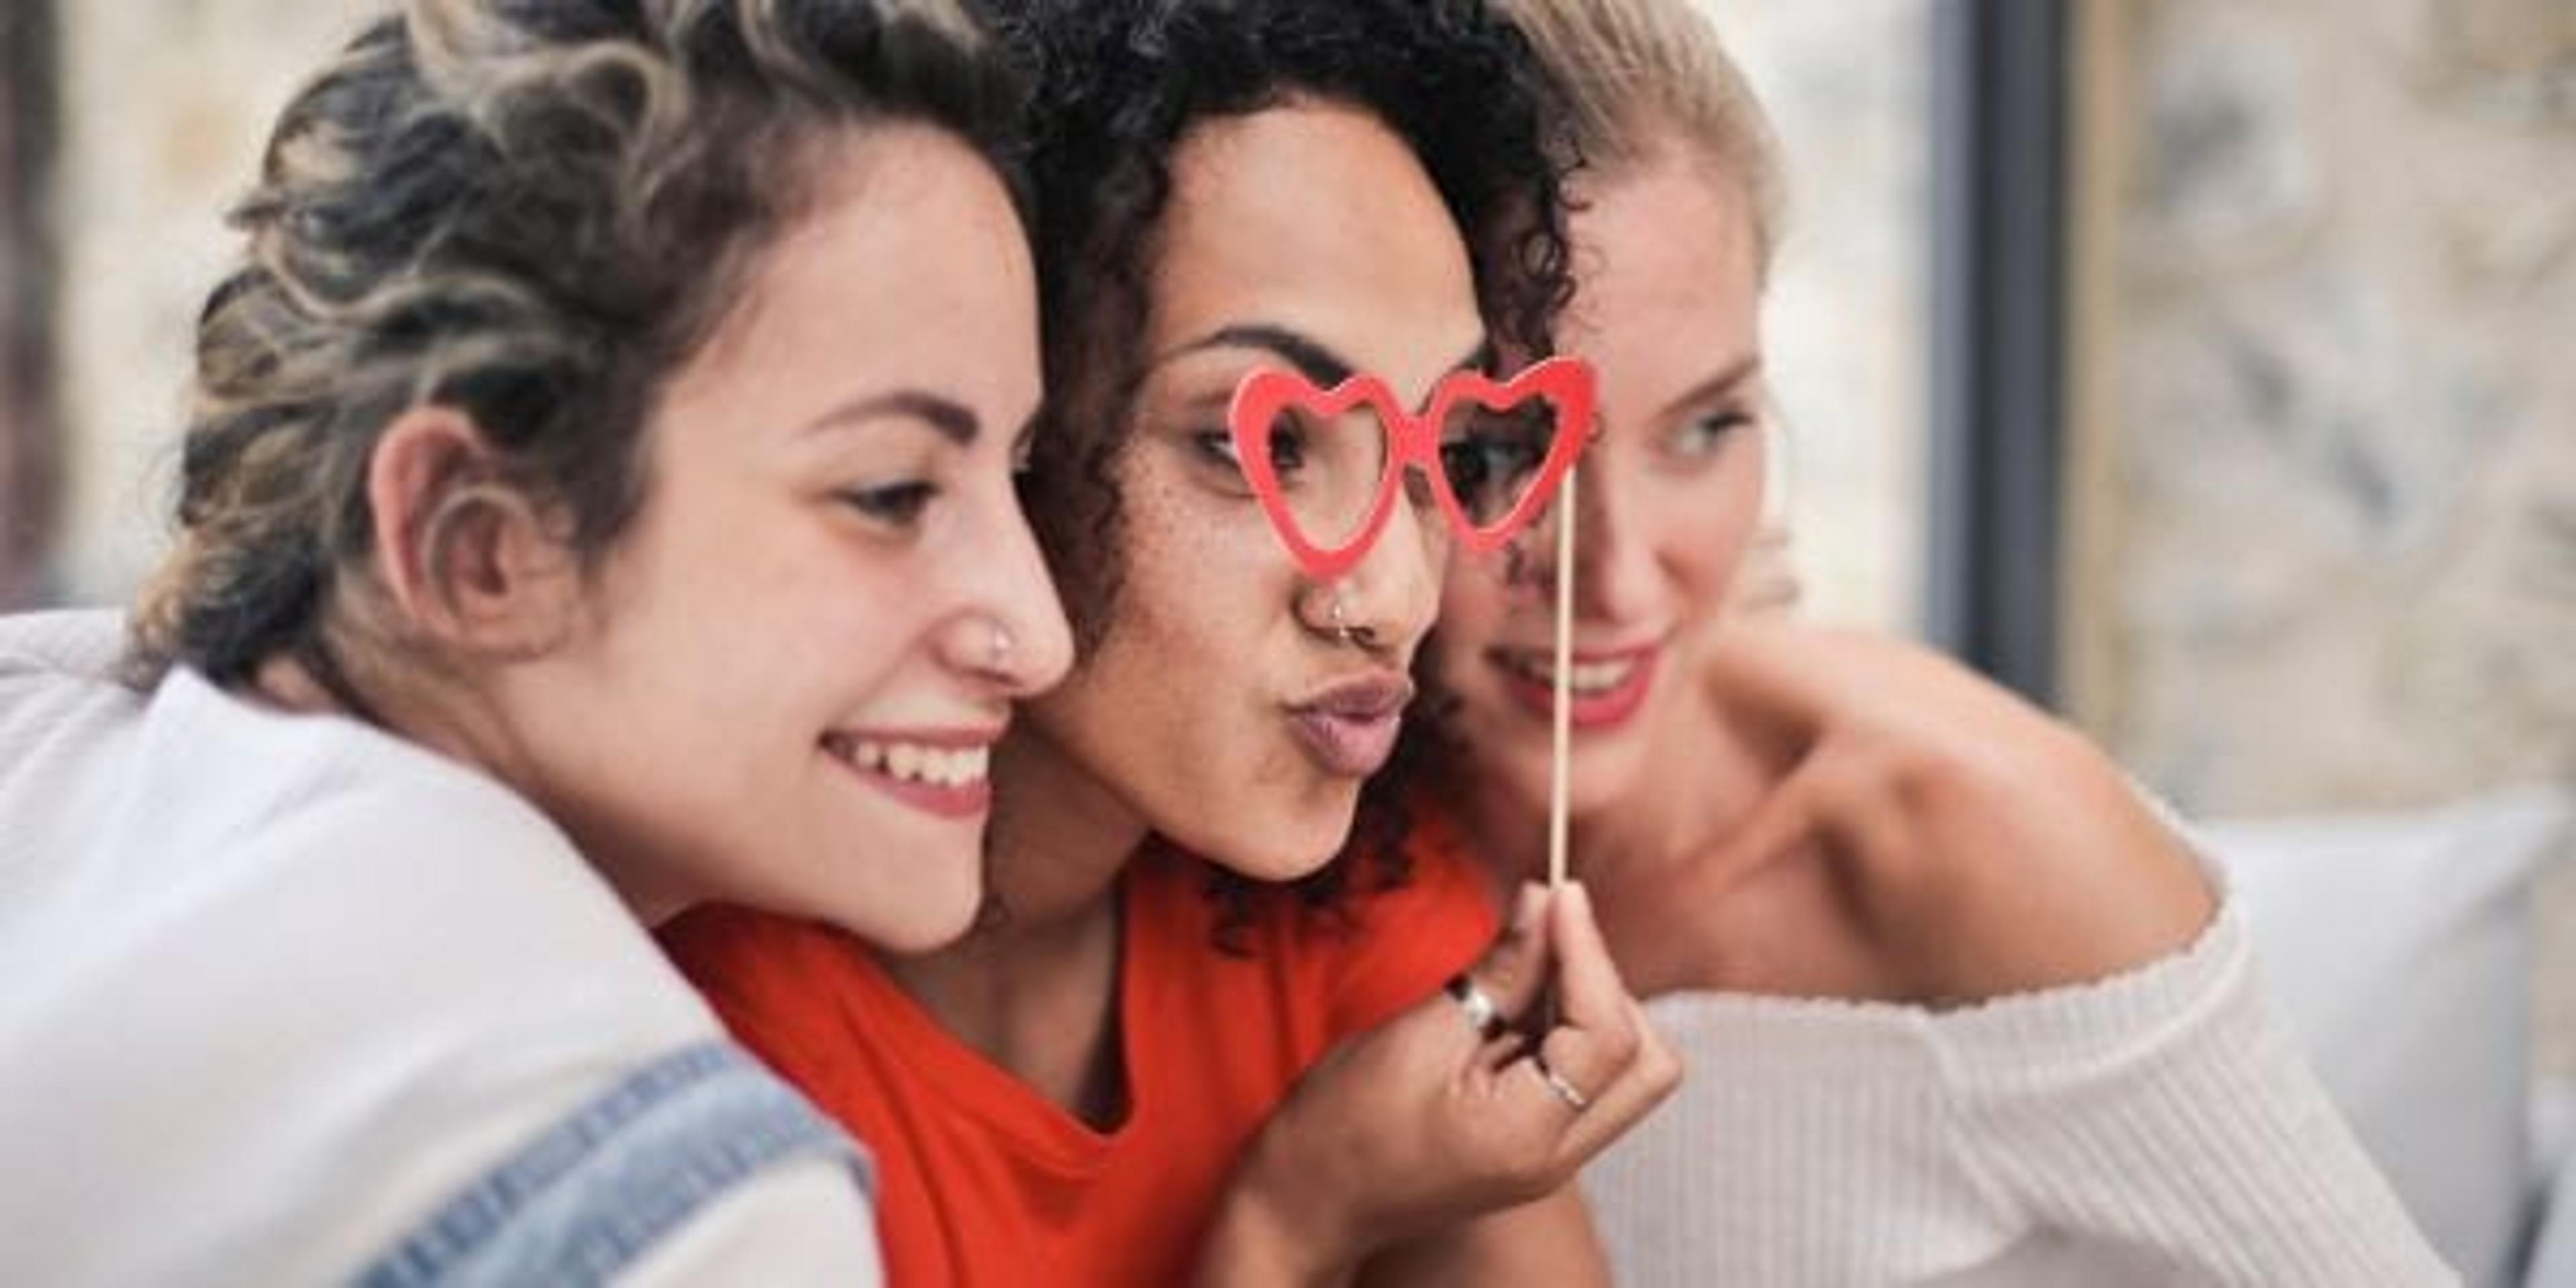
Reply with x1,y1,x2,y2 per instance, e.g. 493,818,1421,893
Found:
1582,895,2458,1286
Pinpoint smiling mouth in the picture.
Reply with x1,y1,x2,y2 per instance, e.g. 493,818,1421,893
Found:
821,733,996,820
1497,651,1644,695
1491,645,1660,729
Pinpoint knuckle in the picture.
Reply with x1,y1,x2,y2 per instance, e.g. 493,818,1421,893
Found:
1642,1040,1684,1095
1587,1016,1641,1069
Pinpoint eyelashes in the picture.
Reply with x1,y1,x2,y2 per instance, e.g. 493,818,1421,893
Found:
1191,430,1242,470
1669,410,1754,460
837,481,939,529
1189,423,1309,481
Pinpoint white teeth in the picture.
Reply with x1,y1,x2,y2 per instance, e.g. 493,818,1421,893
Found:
1572,661,1633,693
1511,655,1638,695
835,737,990,788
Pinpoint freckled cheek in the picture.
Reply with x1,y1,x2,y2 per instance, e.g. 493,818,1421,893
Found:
1084,612,1263,802
1165,566,1283,703
1135,488,1303,642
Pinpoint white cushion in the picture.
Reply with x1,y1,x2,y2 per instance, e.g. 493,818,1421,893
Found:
2528,1082,2576,1287
2200,789,2574,1288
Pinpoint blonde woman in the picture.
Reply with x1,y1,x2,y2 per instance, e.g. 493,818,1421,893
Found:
1424,0,2455,1281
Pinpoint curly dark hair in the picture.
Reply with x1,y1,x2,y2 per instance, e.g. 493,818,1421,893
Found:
974,0,1573,653
972,0,1575,936
128,0,1024,695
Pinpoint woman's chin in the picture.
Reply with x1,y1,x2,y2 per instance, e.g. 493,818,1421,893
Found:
828,863,985,956
1183,801,1358,885
857,901,983,955
1480,735,1642,824
1567,758,1645,820
1239,829,1354,882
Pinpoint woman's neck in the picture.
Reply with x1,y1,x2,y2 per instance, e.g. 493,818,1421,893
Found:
1462,717,1699,892
1462,699,1742,996
982,722,1157,930
874,722,1147,1124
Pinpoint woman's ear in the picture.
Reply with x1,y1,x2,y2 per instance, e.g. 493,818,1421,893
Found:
365,407,580,657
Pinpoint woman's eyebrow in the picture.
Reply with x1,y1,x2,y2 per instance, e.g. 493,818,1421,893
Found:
799,389,981,445
1164,322,1355,388
1162,325,1494,398
1645,353,1763,424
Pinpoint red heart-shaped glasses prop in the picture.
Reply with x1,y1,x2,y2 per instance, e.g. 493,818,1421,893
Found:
1226,356,1594,580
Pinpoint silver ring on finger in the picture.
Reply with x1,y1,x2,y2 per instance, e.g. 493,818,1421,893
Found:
1444,972,1509,1041
1532,1052,1593,1112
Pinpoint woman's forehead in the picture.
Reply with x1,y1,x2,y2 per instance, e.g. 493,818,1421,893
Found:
1146,103,1484,395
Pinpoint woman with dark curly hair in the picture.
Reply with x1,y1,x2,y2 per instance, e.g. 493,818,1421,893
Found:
0,0,1071,1280
662,0,1677,1281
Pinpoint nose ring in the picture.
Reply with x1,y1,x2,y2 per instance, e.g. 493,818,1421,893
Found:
1327,590,1373,648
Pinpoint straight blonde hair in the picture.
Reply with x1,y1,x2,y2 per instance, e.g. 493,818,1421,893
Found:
1503,0,1784,274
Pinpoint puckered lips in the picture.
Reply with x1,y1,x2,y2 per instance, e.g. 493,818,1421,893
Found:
821,724,1005,820
1287,671,1415,777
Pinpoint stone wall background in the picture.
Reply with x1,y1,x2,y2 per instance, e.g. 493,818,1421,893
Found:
2074,0,2576,1077
50,0,376,602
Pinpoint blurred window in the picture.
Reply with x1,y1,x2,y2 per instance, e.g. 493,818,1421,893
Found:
1705,0,1937,641
1715,1,2070,704
1,1,57,608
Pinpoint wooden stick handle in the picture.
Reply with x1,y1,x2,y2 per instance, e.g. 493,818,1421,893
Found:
1548,466,1576,890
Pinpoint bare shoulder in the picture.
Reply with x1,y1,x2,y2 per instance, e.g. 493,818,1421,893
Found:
1654,623,2216,1004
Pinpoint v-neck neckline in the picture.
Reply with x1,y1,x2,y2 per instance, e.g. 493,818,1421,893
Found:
830,869,1153,1173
